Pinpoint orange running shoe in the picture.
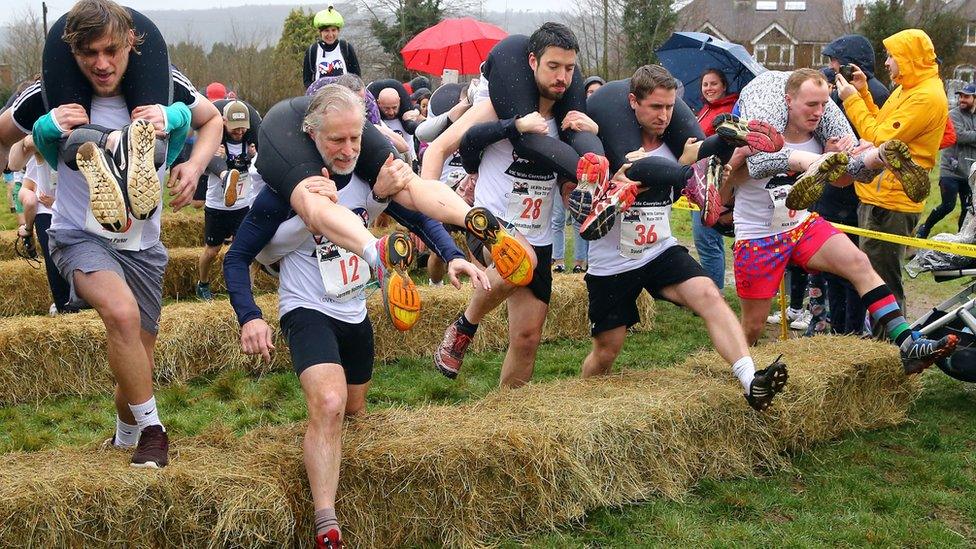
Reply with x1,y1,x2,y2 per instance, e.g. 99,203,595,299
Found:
374,232,421,331
464,207,533,286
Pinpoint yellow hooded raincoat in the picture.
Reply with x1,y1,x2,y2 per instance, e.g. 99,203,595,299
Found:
843,29,948,213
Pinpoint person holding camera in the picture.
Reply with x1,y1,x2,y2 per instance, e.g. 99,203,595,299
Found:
823,35,891,113
917,83,976,238
195,99,262,300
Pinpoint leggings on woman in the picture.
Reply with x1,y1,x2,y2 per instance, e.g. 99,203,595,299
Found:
919,175,971,238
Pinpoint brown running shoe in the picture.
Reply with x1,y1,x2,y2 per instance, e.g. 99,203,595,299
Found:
880,139,930,203
433,318,475,379
130,425,169,468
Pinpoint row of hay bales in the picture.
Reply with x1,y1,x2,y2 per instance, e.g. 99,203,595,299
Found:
0,246,280,316
0,276,654,405
0,337,921,547
0,212,205,261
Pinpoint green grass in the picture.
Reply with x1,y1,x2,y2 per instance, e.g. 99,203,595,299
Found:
1,165,975,544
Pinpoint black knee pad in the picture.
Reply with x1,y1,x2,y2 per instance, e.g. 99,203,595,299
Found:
42,8,172,113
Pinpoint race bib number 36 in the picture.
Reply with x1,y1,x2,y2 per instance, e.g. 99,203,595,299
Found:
505,180,553,237
619,206,671,259
316,239,368,302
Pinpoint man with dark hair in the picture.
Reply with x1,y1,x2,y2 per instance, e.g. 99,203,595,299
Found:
581,65,788,411
0,0,223,469
423,22,609,387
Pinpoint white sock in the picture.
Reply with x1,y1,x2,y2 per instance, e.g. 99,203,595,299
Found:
114,416,140,447
429,279,444,286
128,396,164,432
731,356,756,394
361,237,379,268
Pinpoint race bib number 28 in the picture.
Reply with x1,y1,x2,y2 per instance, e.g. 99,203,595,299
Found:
505,180,553,237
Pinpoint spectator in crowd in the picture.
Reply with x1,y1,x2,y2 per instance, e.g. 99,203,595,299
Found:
303,4,361,87
584,76,604,97
835,28,948,321
917,83,976,238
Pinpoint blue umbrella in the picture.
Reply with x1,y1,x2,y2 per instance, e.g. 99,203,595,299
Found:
656,31,767,113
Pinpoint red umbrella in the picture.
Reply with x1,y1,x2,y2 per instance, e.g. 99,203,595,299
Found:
400,17,507,76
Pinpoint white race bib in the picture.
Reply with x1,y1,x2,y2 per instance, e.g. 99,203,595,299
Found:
767,186,805,234
315,238,368,302
619,206,671,259
505,179,553,237
83,211,146,251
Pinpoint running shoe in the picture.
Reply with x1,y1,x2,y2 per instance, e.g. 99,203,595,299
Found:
553,263,566,273
315,529,343,549
579,179,640,241
433,317,475,379
901,334,958,375
572,264,586,274
196,281,214,301
117,119,161,220
879,139,930,203
568,152,611,223
790,309,812,331
784,151,850,211
130,425,169,468
374,232,421,331
683,157,724,227
767,307,803,325
76,141,131,233
223,169,241,207
464,207,533,286
745,355,789,412
712,114,785,153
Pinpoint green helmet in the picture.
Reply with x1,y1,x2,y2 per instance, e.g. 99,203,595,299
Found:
314,5,344,30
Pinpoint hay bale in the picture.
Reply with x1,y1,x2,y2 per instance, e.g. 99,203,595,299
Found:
681,335,923,448
0,212,204,261
0,277,648,404
0,246,278,316
0,338,917,547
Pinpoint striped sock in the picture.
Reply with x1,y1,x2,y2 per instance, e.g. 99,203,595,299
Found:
862,285,912,346
314,507,340,536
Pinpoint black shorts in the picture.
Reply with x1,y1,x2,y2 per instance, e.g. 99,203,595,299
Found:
279,307,374,383
466,232,553,305
585,245,709,336
204,206,249,247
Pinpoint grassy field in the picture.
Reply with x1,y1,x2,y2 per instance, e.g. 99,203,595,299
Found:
0,167,974,545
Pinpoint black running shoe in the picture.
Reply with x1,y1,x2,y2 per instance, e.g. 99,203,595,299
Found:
76,141,130,233
130,425,169,468
901,334,958,375
745,355,788,412
117,119,161,220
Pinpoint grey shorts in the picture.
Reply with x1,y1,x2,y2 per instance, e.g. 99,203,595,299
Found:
48,229,168,334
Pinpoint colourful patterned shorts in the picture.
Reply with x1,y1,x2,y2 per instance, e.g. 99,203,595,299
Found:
733,214,841,299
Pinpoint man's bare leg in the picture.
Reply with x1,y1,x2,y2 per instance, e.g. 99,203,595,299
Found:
499,288,549,388
581,326,627,378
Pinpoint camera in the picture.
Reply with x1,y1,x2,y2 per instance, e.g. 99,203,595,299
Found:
839,64,855,82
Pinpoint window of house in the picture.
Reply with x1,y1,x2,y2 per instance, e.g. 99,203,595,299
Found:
756,1,777,10
755,43,794,67
812,44,829,67
785,1,806,9
967,23,976,46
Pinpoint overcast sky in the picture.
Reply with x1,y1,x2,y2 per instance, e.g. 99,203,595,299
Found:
1,0,572,26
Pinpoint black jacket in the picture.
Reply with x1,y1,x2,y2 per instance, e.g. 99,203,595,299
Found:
823,34,890,110
303,39,360,88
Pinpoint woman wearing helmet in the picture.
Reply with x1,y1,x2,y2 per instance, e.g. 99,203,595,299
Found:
303,5,361,87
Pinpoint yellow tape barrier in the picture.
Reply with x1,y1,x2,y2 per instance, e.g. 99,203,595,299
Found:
672,197,976,259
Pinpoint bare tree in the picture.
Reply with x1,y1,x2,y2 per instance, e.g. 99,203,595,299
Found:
1,8,45,86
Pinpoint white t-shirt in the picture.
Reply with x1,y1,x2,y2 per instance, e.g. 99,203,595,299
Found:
440,151,466,188
24,156,57,216
51,95,170,251
474,118,560,247
205,142,250,211
315,42,347,79
733,136,821,241
586,144,680,277
256,172,389,323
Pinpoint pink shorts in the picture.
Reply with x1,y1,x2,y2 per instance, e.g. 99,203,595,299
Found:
733,214,842,300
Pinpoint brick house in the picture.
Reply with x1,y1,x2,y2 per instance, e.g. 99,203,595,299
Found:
947,0,976,82
676,0,849,71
